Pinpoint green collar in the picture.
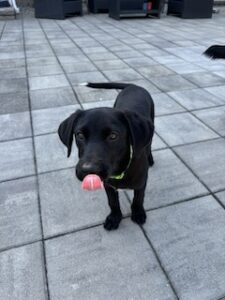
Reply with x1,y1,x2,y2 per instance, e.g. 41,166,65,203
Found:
110,146,133,180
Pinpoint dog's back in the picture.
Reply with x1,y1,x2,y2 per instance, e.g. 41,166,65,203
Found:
85,82,154,122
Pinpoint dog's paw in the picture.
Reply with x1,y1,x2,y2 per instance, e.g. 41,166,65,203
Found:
131,208,146,225
104,213,122,230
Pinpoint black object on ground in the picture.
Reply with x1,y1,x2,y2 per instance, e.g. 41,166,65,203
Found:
34,0,83,20
88,0,109,13
0,1,10,8
109,0,164,20
167,0,213,18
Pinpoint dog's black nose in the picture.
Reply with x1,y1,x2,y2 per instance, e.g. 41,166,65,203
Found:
81,162,96,173
76,161,108,181
77,162,101,179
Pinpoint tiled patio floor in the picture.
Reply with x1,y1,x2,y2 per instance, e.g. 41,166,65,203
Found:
1,6,225,300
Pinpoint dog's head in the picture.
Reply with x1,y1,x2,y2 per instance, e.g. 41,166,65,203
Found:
58,108,154,181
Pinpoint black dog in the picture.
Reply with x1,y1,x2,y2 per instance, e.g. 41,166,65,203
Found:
204,45,225,59
58,82,155,230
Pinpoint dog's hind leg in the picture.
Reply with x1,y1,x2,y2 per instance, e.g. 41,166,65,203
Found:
148,152,154,166
147,145,154,166
104,185,122,230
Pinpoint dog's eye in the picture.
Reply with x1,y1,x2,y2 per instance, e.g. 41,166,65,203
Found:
108,132,118,141
76,132,85,141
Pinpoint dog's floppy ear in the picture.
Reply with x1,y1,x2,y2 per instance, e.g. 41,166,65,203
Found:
123,111,154,156
58,109,83,157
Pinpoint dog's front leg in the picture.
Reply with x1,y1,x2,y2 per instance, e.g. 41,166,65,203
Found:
104,185,122,230
131,186,147,225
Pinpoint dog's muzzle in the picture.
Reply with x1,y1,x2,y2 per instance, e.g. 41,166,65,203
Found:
76,160,109,181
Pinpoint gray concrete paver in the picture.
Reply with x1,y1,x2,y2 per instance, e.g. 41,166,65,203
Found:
144,196,225,300
193,106,225,136
0,92,29,115
0,111,32,141
35,133,76,173
0,177,41,250
175,139,225,192
32,104,80,135
0,138,35,182
30,86,78,110
0,242,47,300
169,88,225,110
216,191,225,207
145,149,208,209
45,221,177,300
156,112,218,146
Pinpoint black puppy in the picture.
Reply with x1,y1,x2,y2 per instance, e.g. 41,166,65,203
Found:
58,82,155,230
204,45,225,59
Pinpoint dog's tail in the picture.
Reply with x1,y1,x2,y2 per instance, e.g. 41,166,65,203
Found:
203,45,225,59
80,82,132,90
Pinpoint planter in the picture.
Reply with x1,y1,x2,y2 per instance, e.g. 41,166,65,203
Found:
167,0,213,18
109,0,164,20
88,0,109,13
34,0,83,19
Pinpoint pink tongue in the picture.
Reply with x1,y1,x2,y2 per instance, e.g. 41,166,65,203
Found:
82,174,103,191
